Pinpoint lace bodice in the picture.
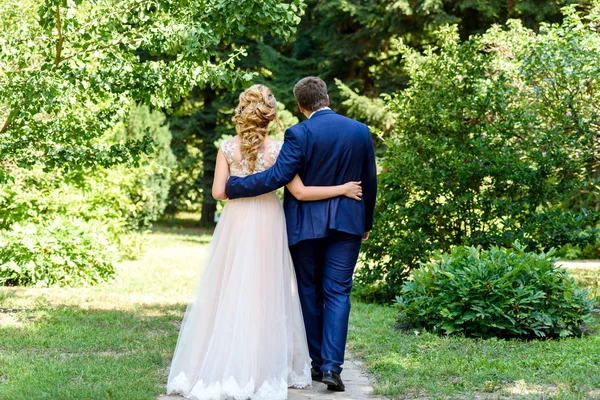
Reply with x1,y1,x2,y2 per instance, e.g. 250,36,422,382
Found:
220,137,283,177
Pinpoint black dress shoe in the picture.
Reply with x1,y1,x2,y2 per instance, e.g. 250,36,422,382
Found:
322,370,345,392
311,367,323,382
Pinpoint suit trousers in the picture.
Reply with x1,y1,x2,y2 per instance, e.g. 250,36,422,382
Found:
289,230,362,374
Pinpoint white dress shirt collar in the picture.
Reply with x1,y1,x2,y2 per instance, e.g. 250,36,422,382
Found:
308,106,332,119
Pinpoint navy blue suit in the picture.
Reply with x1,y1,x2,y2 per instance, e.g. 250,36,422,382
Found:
226,109,377,374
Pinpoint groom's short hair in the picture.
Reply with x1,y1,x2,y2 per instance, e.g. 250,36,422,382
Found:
293,77,328,112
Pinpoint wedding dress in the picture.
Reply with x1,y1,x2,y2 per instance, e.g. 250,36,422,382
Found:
167,137,312,400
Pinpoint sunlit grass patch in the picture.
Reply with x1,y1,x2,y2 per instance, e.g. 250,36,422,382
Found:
0,228,205,400
348,295,600,399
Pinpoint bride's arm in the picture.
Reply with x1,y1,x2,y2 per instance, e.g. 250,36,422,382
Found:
212,150,229,200
286,175,362,201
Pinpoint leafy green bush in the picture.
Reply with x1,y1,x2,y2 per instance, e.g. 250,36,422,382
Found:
0,167,143,259
557,242,600,260
396,243,596,339
114,104,177,229
0,218,117,287
0,104,175,286
360,4,600,302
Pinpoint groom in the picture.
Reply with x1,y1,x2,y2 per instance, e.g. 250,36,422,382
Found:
226,76,377,391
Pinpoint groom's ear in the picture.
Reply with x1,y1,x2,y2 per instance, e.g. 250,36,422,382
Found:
326,94,330,107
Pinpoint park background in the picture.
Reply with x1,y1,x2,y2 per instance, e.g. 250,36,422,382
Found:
0,0,599,398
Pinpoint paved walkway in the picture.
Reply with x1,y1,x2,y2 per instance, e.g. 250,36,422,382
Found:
158,354,385,400
288,357,383,400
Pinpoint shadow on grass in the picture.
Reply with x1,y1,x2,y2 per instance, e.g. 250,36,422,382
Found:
0,300,185,400
153,216,214,236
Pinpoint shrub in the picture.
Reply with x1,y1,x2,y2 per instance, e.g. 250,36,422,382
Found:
0,218,117,287
114,104,177,229
0,167,145,259
0,104,175,287
359,4,600,302
396,243,597,339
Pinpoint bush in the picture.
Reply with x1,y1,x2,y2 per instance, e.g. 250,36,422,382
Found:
0,218,117,287
359,4,600,302
557,242,600,260
396,243,596,339
0,104,175,287
114,104,177,229
0,167,145,259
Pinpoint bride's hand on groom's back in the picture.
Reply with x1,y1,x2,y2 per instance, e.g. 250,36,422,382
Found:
342,181,362,201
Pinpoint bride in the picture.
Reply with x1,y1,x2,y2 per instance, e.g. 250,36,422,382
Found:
166,84,362,400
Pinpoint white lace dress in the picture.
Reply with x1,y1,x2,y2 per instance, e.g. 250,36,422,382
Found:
167,137,312,400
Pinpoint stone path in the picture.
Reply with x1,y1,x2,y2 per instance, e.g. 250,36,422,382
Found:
158,354,385,400
288,357,383,400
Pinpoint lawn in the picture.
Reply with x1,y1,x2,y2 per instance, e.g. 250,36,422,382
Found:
348,272,600,399
0,226,211,400
1,225,599,399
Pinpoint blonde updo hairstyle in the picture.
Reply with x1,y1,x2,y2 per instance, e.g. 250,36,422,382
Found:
233,84,278,173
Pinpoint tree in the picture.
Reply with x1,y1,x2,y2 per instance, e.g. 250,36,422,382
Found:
166,87,232,225
156,0,583,224
0,0,304,182
254,0,584,133
358,3,600,302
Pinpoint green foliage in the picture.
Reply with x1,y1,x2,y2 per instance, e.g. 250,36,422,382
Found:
114,104,177,228
0,103,177,285
335,79,395,146
0,105,175,224
360,4,600,302
0,0,304,181
160,0,582,221
0,217,117,287
396,243,596,339
0,0,305,286
256,0,583,123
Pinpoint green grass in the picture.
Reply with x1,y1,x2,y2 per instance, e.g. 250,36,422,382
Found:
1,225,599,399
348,270,600,400
0,227,211,400
567,267,600,299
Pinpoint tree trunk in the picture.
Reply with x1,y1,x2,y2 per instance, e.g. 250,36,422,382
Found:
200,198,216,227
198,87,218,228
198,137,217,227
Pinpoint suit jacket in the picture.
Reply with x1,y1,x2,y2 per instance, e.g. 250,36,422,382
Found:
225,109,377,246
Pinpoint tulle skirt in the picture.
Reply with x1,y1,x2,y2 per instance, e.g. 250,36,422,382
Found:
167,192,312,400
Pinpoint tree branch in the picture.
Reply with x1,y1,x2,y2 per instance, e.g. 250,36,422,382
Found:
0,117,10,134
59,38,142,63
0,108,19,134
54,5,64,66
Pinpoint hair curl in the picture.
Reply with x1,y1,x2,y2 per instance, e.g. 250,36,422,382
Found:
232,84,277,173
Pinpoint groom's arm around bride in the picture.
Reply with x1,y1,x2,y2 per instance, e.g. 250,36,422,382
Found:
225,80,377,245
